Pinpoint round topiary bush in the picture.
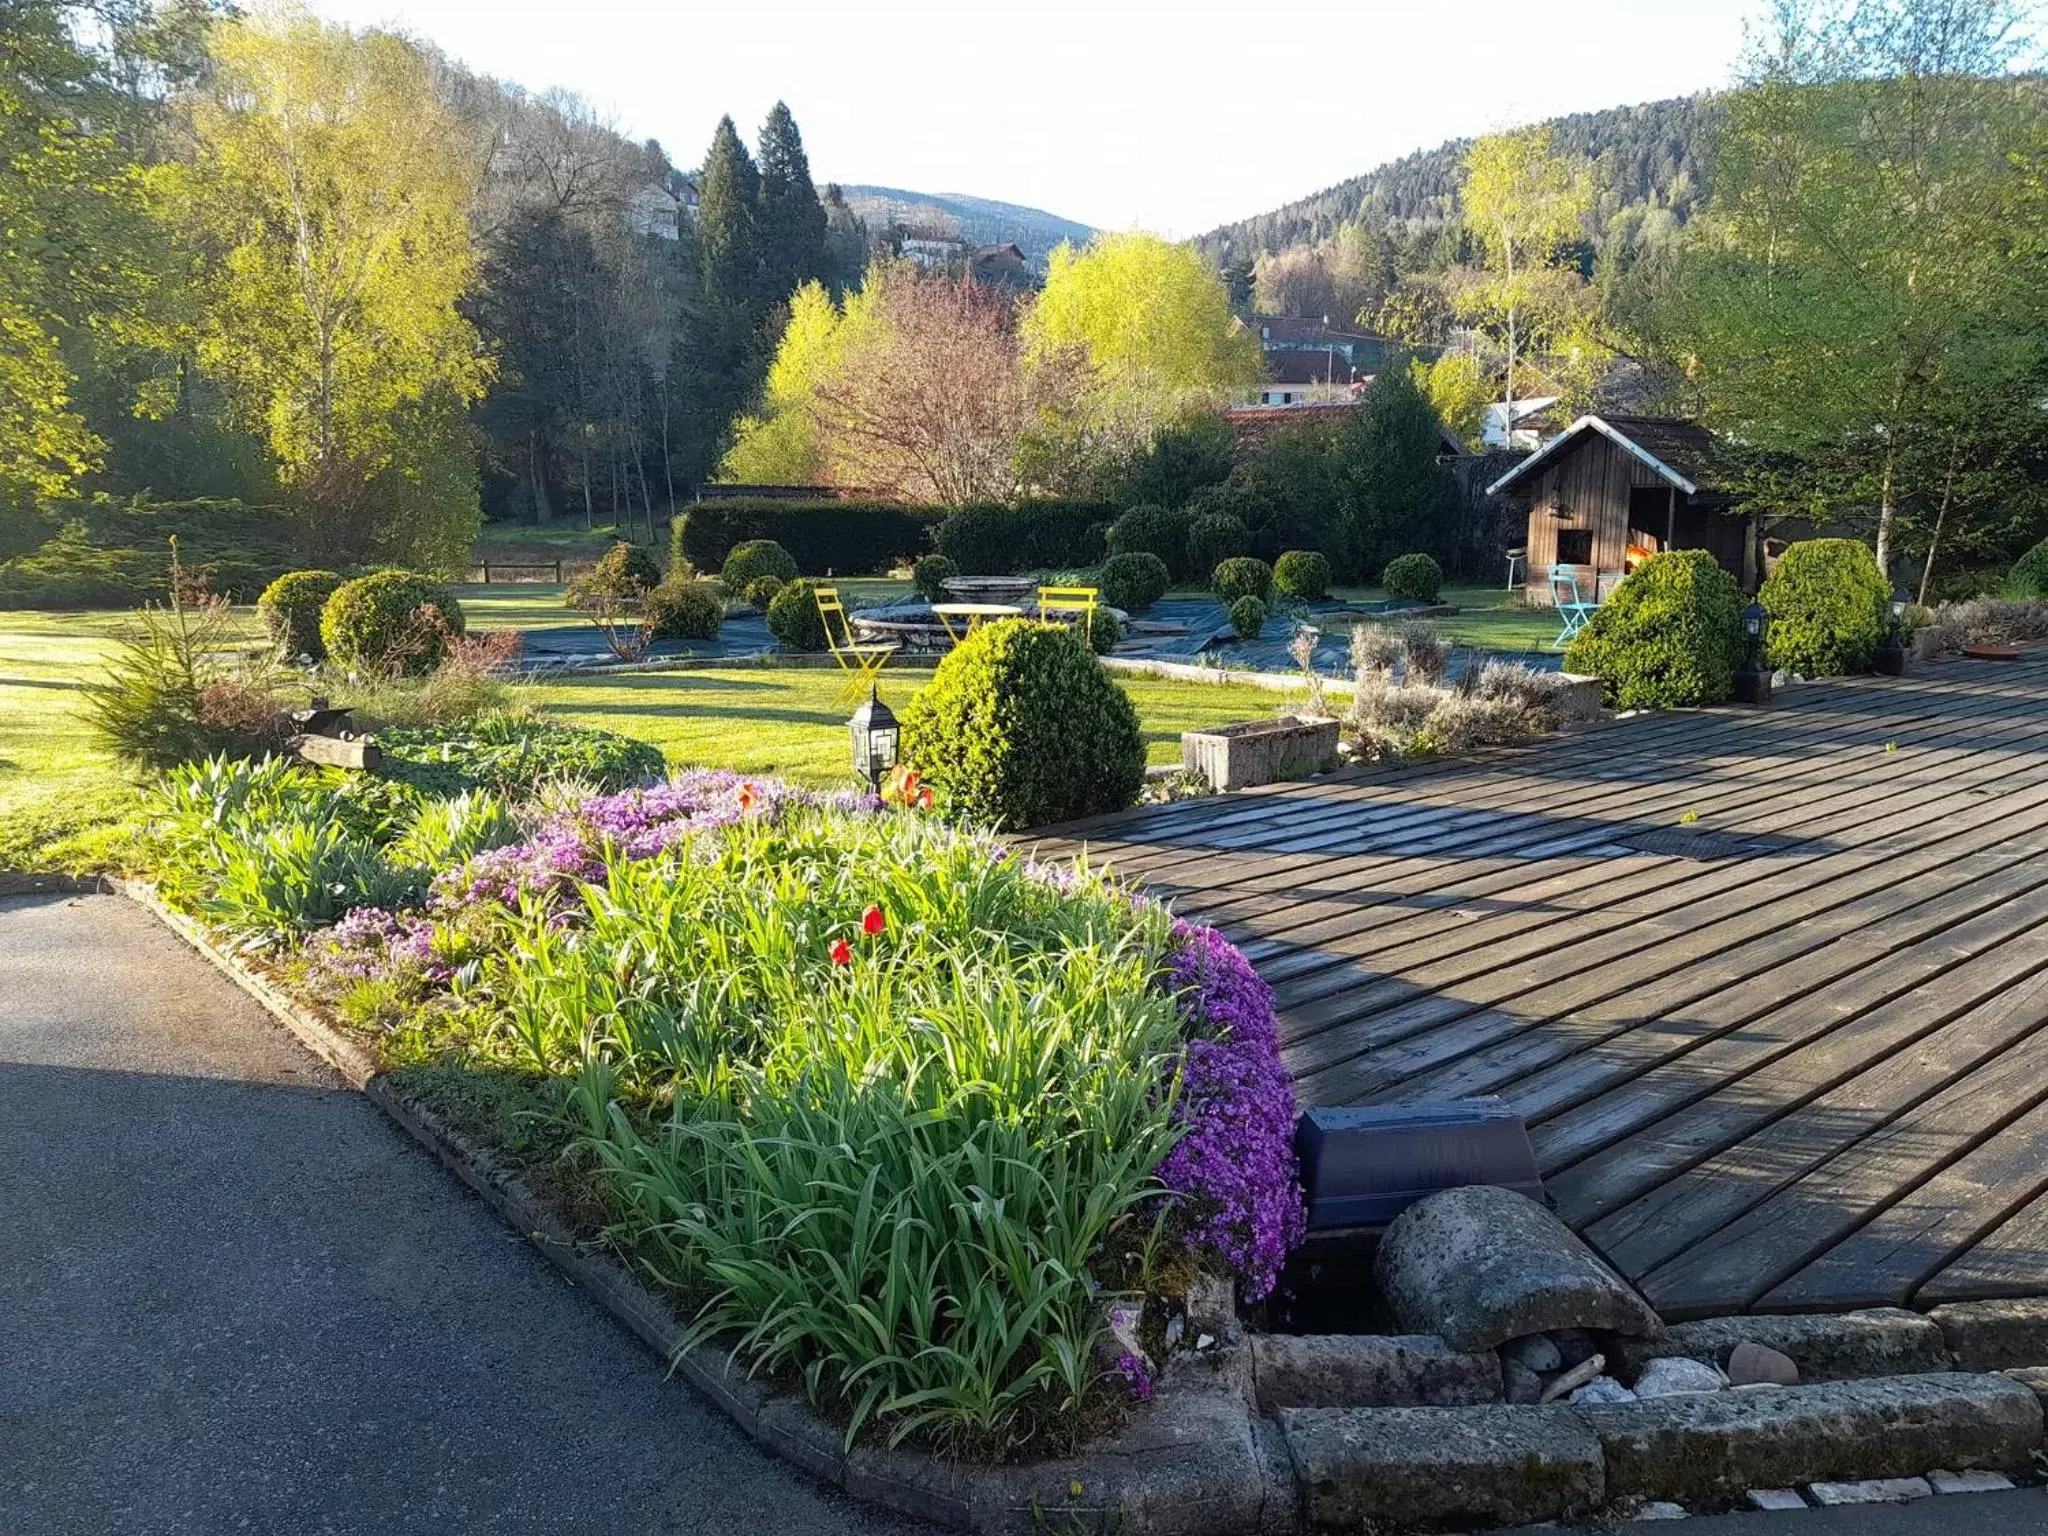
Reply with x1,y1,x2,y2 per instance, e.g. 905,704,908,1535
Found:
1214,556,1274,603
1759,539,1891,676
743,574,785,609
766,578,828,652
1106,503,1192,577
1100,551,1171,613
1185,512,1250,576
320,570,466,676
1229,595,1267,640
257,569,343,661
573,541,662,605
1382,552,1443,603
721,538,799,594
913,553,959,604
901,620,1144,830
649,579,724,641
2007,537,2048,599
1084,607,1120,656
1273,550,1331,601
1564,549,1744,709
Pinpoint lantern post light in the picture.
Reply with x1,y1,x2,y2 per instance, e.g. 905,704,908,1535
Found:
1734,600,1772,706
1877,584,1913,676
849,685,899,795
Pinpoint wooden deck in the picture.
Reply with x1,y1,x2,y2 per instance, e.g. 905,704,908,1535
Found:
1035,653,2048,1319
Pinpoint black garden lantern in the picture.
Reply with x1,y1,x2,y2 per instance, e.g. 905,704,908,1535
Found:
1877,585,1913,676
1735,600,1772,706
849,685,899,794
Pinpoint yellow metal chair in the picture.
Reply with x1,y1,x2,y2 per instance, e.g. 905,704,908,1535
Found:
1037,585,1100,648
814,586,898,706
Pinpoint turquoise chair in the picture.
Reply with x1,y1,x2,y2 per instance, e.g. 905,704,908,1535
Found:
1549,565,1598,650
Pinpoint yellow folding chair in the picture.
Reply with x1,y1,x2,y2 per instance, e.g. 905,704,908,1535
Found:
1037,585,1100,649
815,586,898,706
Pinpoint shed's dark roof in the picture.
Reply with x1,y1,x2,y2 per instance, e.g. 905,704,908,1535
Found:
1485,414,1729,498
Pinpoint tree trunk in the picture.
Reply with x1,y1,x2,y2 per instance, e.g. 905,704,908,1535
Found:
1917,430,1961,608
1874,441,1897,580
528,430,553,524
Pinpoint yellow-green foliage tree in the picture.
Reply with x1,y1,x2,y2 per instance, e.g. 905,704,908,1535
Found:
1411,352,1491,449
1458,126,1596,423
1022,232,1261,476
720,277,883,483
159,8,490,568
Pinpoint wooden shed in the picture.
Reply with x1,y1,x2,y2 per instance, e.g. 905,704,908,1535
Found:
1487,414,1750,607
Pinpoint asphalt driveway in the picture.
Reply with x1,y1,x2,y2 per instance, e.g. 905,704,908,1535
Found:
0,890,921,1535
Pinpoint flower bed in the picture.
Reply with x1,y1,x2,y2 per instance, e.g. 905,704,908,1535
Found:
141,758,1303,1460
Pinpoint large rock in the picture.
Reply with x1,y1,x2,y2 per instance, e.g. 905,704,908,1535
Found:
1250,1333,1501,1413
1279,1403,1605,1528
1930,1299,2048,1371
1614,1308,1951,1382
1374,1185,1662,1351
1573,1374,2042,1505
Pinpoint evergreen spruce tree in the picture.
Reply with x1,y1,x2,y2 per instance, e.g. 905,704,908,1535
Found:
755,101,827,303
695,114,761,307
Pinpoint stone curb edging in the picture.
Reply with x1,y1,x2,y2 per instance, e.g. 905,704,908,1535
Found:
113,880,1287,1536
0,870,104,899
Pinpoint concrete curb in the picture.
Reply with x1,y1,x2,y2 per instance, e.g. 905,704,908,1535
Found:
0,871,104,899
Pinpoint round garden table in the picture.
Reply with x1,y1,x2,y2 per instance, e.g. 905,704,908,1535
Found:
929,602,1024,644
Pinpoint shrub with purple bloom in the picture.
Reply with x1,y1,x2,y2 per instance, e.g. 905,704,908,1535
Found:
1156,921,1306,1303
301,905,448,996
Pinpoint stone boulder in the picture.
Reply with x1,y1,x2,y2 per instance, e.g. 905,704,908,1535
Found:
1374,1185,1663,1351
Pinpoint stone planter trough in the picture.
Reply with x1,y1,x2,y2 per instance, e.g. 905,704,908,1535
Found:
1182,715,1340,793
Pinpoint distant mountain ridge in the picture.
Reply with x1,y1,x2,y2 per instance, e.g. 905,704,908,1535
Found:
1194,95,1722,263
838,185,1094,267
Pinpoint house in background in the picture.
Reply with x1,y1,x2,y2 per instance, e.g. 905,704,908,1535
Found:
1237,314,1430,379
1234,347,1367,408
900,233,970,269
1482,396,1563,451
1225,372,1470,458
1487,414,1778,607
968,242,1032,288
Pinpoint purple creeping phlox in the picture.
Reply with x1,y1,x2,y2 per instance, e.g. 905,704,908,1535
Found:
301,905,447,994
1155,921,1306,1302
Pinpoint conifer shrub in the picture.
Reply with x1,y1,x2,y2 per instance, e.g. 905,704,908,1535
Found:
720,538,798,594
1758,538,1891,676
766,578,828,651
1185,512,1251,576
1099,551,1171,612
257,570,344,661
1106,503,1192,577
1228,595,1268,640
321,571,466,676
1564,549,1744,709
912,553,959,603
1274,550,1331,601
1213,556,1274,603
1382,552,1443,603
648,579,724,641
901,620,1144,829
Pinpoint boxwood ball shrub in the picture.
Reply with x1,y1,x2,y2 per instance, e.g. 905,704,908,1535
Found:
572,541,662,605
720,538,798,593
1565,549,1745,709
1106,503,1192,577
901,619,1145,830
256,569,343,660
648,579,723,641
1273,550,1331,601
1229,594,1267,640
1382,552,1442,603
1759,538,1892,676
1099,551,1171,613
320,570,466,676
2007,537,2048,599
1213,555,1273,603
743,574,784,609
766,577,828,652
912,553,958,603
1185,512,1250,576
1084,606,1120,656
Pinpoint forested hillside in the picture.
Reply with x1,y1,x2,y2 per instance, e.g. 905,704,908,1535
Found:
1195,94,1720,265
839,186,1093,265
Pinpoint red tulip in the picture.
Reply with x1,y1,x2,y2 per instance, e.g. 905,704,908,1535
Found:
862,904,886,937
828,938,852,966
738,782,759,812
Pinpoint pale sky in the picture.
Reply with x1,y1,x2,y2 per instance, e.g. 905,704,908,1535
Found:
306,0,1761,237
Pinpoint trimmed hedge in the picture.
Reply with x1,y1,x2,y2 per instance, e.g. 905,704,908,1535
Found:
1100,551,1171,613
1383,552,1443,603
720,538,798,592
320,571,467,676
1565,549,1744,709
1229,595,1267,640
933,500,1113,573
649,579,724,641
674,498,937,577
912,553,958,602
901,619,1144,830
1760,539,1891,676
1274,550,1332,601
1106,503,1192,578
1214,556,1274,603
767,578,828,651
257,570,343,660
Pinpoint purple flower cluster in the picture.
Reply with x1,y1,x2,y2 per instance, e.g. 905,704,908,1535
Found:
1108,1351,1153,1402
302,905,446,995
1156,922,1306,1303
447,770,879,908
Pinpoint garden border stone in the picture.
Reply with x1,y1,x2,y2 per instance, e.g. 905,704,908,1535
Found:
1250,1333,1501,1413
1612,1308,1953,1382
1930,1300,2048,1371
1181,717,1340,792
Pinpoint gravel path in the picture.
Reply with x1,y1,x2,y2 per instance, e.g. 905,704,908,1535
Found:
0,890,922,1536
